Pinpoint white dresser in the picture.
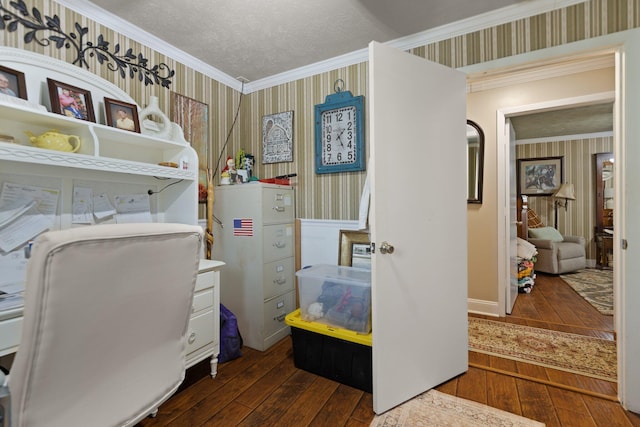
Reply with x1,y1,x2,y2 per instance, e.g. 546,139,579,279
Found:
212,183,296,351
184,259,225,376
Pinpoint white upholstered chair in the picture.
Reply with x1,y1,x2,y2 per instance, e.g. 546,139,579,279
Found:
0,223,202,427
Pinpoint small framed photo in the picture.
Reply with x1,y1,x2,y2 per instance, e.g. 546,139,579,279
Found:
0,65,27,100
47,78,95,122
104,97,140,133
517,156,564,196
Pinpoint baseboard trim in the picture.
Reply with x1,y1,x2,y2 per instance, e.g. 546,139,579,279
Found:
468,299,500,317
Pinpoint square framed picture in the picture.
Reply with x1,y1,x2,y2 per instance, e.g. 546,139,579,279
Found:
104,97,140,133
262,111,293,164
0,64,27,99
517,156,564,196
47,78,95,122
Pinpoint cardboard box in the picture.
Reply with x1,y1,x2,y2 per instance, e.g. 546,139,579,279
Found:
296,264,371,333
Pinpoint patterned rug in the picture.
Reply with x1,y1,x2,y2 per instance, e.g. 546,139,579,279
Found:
370,389,544,427
468,318,616,381
560,268,613,315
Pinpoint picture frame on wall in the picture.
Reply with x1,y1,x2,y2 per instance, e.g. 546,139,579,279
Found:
104,97,140,133
262,110,293,164
47,78,95,122
0,64,27,99
517,156,564,196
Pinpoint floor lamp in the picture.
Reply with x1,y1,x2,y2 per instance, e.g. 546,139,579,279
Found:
553,183,576,229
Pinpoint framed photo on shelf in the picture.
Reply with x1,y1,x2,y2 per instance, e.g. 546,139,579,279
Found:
517,156,564,196
47,78,95,122
0,64,27,99
262,110,293,164
104,97,140,133
338,230,371,269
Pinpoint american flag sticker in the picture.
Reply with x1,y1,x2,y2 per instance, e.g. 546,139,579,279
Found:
233,218,254,236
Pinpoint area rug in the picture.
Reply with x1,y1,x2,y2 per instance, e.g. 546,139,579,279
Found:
370,389,544,427
560,268,613,315
468,318,616,381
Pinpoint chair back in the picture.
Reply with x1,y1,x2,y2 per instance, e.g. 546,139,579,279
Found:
9,223,202,427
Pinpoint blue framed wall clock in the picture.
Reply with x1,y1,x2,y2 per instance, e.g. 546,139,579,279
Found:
314,80,365,174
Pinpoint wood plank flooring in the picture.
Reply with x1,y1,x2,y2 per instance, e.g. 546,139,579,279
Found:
138,272,640,426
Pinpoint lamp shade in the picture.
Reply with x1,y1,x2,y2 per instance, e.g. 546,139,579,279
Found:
554,183,576,200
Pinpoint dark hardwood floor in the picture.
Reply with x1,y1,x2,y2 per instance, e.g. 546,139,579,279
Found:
138,272,640,426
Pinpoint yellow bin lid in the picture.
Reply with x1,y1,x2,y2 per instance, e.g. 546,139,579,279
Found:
285,309,372,347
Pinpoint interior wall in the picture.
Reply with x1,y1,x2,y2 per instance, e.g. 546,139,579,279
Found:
467,66,615,301
0,0,635,305
517,137,614,262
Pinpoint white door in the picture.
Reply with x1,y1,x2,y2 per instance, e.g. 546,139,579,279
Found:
507,119,518,313
369,41,468,414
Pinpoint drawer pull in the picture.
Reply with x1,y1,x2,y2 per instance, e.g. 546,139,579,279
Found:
188,332,196,344
274,277,287,285
275,314,286,322
273,241,286,249
273,206,285,212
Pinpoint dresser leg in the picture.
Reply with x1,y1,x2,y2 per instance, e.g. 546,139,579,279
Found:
210,354,218,378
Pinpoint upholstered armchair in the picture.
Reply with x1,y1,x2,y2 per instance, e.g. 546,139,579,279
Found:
528,228,586,274
518,199,586,275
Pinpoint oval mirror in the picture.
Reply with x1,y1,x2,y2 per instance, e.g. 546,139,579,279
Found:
467,119,484,204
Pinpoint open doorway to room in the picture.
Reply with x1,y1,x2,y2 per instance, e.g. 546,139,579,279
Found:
467,50,619,398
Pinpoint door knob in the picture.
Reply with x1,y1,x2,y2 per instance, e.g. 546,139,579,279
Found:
379,241,395,254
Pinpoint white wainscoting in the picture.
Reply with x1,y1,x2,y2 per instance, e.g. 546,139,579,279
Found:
299,219,361,267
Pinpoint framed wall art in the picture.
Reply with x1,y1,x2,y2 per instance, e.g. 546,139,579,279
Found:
104,98,140,133
47,78,95,122
170,92,210,207
0,64,27,99
338,229,371,269
262,111,293,164
517,156,564,196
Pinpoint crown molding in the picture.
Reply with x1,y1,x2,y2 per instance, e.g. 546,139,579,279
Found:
55,0,587,94
467,53,615,92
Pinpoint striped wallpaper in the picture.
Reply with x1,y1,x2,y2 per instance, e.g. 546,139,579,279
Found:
0,0,636,222
516,137,614,260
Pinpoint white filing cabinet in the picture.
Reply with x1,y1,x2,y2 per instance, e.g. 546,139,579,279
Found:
212,183,295,351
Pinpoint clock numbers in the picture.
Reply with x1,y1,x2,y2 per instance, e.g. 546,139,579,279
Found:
314,88,364,174
321,106,357,166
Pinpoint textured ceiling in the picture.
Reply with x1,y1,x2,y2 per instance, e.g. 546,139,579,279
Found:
79,0,610,140
511,103,614,141
85,0,523,82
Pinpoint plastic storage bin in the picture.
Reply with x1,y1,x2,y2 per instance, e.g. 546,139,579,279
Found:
285,309,372,392
296,264,371,333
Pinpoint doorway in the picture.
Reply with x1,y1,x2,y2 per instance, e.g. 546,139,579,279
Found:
465,43,625,399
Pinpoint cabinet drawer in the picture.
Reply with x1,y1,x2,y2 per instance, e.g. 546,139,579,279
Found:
192,288,214,314
262,188,294,224
263,291,294,338
263,223,294,263
186,310,214,355
195,270,216,292
263,257,295,300
0,316,22,356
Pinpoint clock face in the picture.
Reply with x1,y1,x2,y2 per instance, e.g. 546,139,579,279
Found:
321,106,357,166
314,90,365,174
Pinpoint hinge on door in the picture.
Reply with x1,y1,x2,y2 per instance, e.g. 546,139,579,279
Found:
370,242,375,254
621,239,628,250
